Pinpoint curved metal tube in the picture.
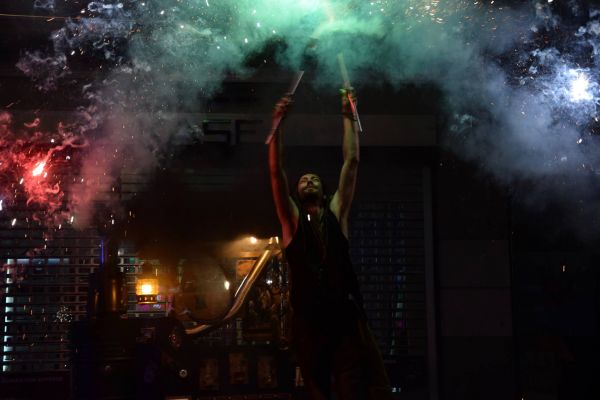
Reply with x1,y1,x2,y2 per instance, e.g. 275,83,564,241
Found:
185,238,281,335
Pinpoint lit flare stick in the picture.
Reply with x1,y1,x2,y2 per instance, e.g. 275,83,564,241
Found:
314,0,362,131
337,53,363,133
31,161,46,177
265,70,305,145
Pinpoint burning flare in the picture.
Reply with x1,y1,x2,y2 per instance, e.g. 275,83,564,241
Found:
569,70,593,102
31,161,46,177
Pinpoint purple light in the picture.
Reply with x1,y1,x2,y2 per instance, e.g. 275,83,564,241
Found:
100,239,104,265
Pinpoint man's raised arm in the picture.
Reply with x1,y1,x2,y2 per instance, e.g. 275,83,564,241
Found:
331,88,360,237
268,96,298,247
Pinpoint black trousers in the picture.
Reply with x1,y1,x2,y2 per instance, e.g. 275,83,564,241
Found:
292,304,392,400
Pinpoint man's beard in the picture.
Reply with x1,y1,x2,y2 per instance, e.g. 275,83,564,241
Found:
299,189,322,205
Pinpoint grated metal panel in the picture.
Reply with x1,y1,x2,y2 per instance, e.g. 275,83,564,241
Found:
0,215,161,373
1,223,103,373
350,168,427,361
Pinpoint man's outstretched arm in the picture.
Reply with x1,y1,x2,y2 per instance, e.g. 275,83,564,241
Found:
268,96,298,247
331,88,360,237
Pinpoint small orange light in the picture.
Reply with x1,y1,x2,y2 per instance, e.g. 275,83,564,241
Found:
136,277,159,304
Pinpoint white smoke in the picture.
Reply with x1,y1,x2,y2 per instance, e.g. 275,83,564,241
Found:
8,0,600,235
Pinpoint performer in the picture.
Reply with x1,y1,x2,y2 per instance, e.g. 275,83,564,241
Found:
268,89,392,400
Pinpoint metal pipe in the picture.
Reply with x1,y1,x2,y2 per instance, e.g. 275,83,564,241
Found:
185,237,281,335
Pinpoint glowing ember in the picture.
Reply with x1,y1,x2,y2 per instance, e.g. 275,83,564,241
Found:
31,161,46,177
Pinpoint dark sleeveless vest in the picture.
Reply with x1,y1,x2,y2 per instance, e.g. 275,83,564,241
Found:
285,206,363,321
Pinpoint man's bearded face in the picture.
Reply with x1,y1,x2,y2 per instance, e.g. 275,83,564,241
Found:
297,173,324,204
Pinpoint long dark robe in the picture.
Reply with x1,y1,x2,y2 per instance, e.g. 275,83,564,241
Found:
285,207,391,400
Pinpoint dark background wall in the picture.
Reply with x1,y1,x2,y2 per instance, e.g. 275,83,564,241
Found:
433,151,600,400
434,154,515,400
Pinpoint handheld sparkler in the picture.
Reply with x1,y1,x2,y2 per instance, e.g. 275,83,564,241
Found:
265,70,305,145
337,53,363,133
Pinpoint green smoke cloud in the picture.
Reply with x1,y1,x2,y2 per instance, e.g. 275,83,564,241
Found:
15,1,546,226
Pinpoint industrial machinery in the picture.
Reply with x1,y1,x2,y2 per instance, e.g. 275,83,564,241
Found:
71,237,295,399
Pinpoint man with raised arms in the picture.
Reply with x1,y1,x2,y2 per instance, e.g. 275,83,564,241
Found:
268,89,392,400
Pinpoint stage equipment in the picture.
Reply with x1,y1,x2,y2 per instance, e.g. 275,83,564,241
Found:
184,237,282,335
136,265,160,304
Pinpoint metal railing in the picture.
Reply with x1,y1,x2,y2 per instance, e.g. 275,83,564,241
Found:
184,237,282,335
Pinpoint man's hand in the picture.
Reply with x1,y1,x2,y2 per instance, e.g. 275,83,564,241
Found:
340,87,357,116
331,86,360,236
266,95,292,144
273,95,292,122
